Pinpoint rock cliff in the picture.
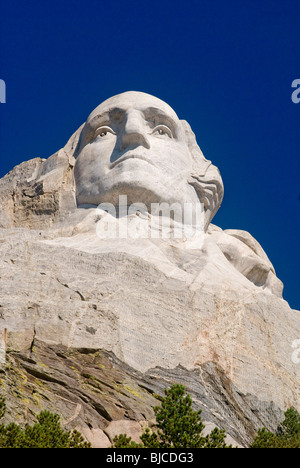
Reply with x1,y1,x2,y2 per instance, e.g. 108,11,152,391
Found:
0,93,299,447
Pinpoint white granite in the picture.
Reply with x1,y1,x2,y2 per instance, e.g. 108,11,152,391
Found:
0,92,299,416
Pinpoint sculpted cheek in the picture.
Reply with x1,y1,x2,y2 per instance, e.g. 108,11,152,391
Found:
76,144,110,177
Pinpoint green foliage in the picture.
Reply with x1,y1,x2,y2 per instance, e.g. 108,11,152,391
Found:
278,407,300,439
112,384,233,448
111,433,143,448
0,400,90,448
251,407,300,448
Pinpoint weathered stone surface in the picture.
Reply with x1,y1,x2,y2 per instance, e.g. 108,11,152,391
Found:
0,340,279,447
0,223,298,412
0,341,158,445
0,92,299,448
104,420,144,445
78,427,111,448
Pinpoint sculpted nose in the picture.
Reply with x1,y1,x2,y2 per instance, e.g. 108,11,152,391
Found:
120,110,150,150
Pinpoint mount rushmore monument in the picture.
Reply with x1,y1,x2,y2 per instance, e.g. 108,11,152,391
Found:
0,91,299,446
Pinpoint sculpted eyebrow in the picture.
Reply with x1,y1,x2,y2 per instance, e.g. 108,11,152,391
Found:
81,112,111,145
82,109,125,144
88,108,125,128
88,112,111,128
143,107,178,135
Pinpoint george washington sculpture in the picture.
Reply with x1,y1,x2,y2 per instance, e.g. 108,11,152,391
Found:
0,91,283,296
73,91,224,232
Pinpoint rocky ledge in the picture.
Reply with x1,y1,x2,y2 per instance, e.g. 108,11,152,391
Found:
0,339,283,448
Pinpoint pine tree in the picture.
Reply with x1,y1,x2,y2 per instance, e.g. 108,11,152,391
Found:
251,407,300,448
112,384,233,448
278,407,300,439
0,398,91,448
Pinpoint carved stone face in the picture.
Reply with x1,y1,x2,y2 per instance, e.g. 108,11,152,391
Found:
74,91,199,209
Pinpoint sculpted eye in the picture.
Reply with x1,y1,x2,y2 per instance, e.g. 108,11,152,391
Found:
94,126,116,139
152,125,173,138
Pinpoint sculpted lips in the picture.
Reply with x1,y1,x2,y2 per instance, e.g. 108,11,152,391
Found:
109,153,155,169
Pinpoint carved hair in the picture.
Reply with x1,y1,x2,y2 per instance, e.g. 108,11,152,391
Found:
181,120,224,230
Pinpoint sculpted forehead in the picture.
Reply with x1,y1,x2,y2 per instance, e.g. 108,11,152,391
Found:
87,91,180,123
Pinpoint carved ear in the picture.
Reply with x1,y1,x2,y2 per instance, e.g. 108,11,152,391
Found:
180,120,224,231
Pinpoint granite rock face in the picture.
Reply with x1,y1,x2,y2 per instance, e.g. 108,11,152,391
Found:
0,92,299,447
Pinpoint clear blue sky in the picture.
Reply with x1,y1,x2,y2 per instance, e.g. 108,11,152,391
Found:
0,0,299,309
